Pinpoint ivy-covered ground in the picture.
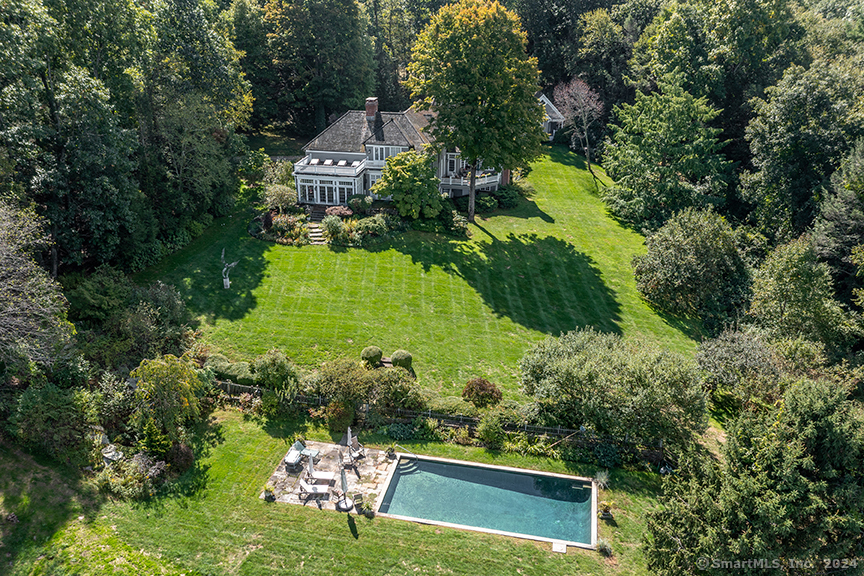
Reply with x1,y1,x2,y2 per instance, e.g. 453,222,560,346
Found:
2,410,662,575
138,146,699,398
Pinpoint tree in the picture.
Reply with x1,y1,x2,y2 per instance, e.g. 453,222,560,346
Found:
372,150,442,219
812,139,864,302
570,8,633,110
131,354,205,442
519,328,707,446
742,61,864,240
226,0,280,129
645,378,864,575
602,78,731,231
632,208,750,331
553,77,603,177
265,0,374,132
406,0,546,222
749,236,859,351
0,202,73,370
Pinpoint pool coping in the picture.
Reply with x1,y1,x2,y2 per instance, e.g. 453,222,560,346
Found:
373,453,597,550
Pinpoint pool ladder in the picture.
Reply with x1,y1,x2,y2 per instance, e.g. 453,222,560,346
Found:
394,444,419,459
394,445,421,474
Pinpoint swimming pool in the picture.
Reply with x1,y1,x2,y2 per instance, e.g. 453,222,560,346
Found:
375,455,596,548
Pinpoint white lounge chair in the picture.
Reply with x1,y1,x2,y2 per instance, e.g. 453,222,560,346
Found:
305,457,335,484
284,440,306,470
299,479,330,498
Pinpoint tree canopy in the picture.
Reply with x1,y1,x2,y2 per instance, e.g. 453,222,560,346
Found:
602,78,731,231
406,0,545,221
372,150,442,219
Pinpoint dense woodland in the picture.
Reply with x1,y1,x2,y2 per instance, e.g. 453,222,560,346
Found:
3,0,864,571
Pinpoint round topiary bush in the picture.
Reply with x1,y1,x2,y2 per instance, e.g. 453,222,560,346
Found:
391,350,412,370
361,346,383,367
462,377,502,408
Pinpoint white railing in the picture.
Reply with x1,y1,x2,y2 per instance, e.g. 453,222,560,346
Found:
365,159,386,169
440,173,500,187
294,156,366,177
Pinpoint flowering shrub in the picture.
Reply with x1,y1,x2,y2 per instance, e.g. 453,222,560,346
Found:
268,214,310,246
325,205,353,218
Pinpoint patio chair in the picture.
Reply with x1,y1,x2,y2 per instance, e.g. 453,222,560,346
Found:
299,479,330,499
306,469,336,484
284,440,306,471
352,493,366,513
349,435,365,459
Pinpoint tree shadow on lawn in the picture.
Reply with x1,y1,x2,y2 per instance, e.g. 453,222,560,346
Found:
486,198,555,223
0,443,106,572
379,230,623,336
147,210,271,325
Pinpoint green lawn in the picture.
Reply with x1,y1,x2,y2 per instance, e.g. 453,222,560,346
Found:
137,145,698,397
243,129,308,157
3,410,662,575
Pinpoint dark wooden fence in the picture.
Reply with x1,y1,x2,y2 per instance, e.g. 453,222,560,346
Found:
213,386,665,460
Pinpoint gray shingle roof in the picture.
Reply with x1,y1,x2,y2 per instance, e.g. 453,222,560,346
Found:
304,109,434,152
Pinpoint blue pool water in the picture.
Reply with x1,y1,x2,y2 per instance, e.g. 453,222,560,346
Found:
378,457,593,545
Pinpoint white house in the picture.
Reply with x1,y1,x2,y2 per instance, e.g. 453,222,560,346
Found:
293,95,560,206
538,92,565,141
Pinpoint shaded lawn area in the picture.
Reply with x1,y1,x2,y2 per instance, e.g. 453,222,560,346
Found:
7,411,662,575
243,129,308,157
137,146,698,396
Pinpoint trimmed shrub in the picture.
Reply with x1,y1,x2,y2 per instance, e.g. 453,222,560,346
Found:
453,194,497,213
355,214,389,237
593,443,621,468
325,401,354,431
325,205,353,218
462,377,502,408
222,361,256,385
361,346,383,367
476,194,498,213
252,349,299,401
372,367,424,411
321,215,345,240
492,186,521,209
391,350,412,370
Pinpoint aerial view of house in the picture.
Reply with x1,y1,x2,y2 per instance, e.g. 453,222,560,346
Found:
2,0,863,574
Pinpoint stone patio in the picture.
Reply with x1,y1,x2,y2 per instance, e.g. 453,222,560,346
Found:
260,438,396,512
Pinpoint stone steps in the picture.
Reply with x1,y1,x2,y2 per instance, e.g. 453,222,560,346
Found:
307,222,326,245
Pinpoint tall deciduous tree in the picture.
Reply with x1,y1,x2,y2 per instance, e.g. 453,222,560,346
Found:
266,0,374,132
0,202,73,370
406,0,545,222
742,61,864,241
602,77,730,231
749,236,859,351
553,77,603,177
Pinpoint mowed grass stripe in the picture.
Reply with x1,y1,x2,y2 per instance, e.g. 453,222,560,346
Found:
137,146,697,395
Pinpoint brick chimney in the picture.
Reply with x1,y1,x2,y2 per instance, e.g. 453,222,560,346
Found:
365,97,378,121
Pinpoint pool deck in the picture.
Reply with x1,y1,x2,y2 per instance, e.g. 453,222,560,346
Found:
260,438,395,511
